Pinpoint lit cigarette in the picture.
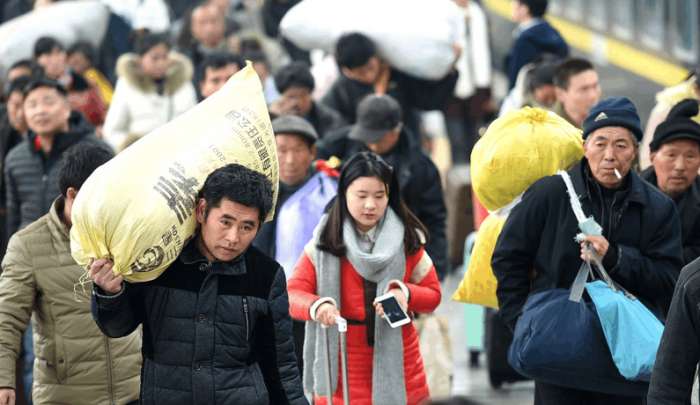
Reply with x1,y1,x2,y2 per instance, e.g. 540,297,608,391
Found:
614,169,622,180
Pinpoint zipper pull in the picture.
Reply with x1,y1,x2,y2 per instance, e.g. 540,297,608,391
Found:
243,297,249,340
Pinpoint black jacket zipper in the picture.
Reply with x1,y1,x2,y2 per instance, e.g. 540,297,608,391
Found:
242,297,249,340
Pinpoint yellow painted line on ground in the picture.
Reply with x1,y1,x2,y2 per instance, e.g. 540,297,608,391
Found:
484,0,511,16
547,16,592,53
482,0,688,87
603,38,688,86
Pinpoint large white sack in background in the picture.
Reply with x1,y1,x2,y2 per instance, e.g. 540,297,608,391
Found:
71,65,279,283
0,0,110,78
280,0,465,80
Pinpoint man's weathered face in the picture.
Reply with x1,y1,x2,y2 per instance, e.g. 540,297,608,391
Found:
651,138,700,198
200,64,239,99
280,86,313,116
36,47,67,80
196,198,260,262
556,69,601,123
341,56,381,85
533,84,557,107
584,126,637,189
23,86,70,137
7,90,27,132
191,5,225,48
252,61,269,81
366,128,400,155
276,133,315,186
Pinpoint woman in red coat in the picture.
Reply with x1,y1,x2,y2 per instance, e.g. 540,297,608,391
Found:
288,151,442,405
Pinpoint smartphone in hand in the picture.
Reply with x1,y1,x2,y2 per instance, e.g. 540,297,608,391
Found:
374,292,410,328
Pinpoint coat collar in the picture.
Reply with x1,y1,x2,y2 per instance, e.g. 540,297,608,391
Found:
379,128,417,187
569,159,647,206
26,111,93,158
116,51,193,95
514,18,544,37
553,102,581,129
641,166,700,207
47,197,70,241
178,237,247,275
687,177,700,206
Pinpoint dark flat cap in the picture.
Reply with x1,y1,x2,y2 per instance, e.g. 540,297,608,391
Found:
271,115,318,144
349,94,402,144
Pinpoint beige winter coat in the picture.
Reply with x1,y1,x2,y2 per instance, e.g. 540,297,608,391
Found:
0,198,141,404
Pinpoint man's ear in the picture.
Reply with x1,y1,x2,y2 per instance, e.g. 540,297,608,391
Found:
649,151,657,164
195,199,207,224
340,67,356,81
66,186,78,201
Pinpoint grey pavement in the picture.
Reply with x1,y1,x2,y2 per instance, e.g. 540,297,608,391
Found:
435,270,535,405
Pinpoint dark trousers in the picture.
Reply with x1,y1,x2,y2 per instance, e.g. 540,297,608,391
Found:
535,381,645,405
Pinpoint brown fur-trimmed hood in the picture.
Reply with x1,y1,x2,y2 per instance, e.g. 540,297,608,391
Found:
116,51,193,95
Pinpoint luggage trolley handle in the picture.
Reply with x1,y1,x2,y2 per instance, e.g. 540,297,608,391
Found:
321,316,350,405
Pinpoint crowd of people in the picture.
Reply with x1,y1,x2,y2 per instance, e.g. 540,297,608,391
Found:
0,0,698,404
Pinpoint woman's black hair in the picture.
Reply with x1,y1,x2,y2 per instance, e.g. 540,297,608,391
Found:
318,151,428,256
132,30,171,56
67,41,97,66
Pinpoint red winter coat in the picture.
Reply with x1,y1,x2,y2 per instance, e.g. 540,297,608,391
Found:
288,243,441,405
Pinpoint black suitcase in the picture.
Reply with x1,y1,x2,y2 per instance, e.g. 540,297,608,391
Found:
484,308,529,389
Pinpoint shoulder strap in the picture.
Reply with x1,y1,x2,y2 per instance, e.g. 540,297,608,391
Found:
558,170,587,223
557,171,629,300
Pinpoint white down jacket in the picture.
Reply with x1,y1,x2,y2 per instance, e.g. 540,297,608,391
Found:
103,51,197,151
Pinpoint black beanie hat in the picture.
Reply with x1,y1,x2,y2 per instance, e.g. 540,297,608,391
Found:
650,98,700,152
582,97,643,141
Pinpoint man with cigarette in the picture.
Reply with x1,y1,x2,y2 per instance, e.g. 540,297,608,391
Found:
492,97,683,405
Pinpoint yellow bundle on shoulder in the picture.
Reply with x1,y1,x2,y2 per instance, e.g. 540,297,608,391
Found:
470,107,583,212
451,213,505,308
70,64,279,283
452,107,583,307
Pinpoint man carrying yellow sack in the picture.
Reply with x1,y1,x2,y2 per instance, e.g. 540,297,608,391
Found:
0,143,141,405
452,106,583,308
493,97,683,404
89,164,308,405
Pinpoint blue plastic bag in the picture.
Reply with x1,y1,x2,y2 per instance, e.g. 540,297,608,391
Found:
585,280,664,381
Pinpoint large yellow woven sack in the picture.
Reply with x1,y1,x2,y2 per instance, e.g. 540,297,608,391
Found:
470,107,583,211
70,64,278,282
451,214,505,308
